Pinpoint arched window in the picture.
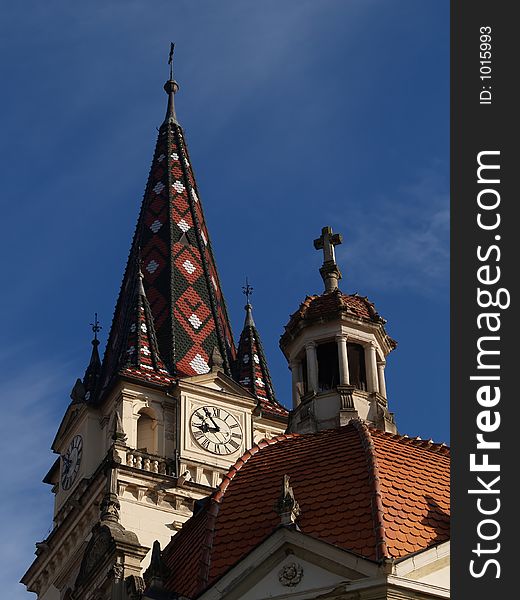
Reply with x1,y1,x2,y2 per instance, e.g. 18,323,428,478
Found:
347,343,367,391
316,342,340,391
136,409,157,454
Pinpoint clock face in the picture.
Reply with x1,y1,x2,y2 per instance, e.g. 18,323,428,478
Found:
61,434,83,491
190,406,243,455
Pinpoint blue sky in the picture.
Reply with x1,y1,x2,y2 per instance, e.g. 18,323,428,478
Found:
0,1,449,596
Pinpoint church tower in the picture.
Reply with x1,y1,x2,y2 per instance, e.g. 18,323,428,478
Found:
22,54,287,600
280,226,397,434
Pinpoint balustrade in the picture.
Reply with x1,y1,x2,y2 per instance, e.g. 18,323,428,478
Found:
125,450,168,475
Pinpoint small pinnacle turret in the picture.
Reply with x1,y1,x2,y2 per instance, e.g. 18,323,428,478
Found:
83,314,102,400
235,281,287,419
117,263,171,383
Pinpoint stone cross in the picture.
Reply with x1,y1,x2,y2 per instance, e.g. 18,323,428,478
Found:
313,226,343,292
313,226,342,265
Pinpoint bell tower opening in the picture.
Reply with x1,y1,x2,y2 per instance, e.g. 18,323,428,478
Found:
316,342,340,391
136,409,158,454
347,343,367,391
281,226,397,434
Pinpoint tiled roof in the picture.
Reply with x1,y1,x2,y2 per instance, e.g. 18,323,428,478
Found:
255,396,289,419
288,289,386,325
97,79,236,401
281,288,397,351
117,271,172,382
82,337,101,399
161,422,450,598
235,304,288,420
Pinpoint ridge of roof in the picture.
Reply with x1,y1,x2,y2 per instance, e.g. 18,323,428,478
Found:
377,429,451,456
350,419,389,561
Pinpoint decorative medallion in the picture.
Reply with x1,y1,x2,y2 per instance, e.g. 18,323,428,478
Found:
278,561,304,587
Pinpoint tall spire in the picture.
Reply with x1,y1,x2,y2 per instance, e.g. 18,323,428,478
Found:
98,50,236,399
235,281,287,419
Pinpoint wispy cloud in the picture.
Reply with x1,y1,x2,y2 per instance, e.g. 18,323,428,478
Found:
0,358,74,597
335,162,449,296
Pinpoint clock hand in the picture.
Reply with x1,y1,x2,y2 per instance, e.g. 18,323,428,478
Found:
195,422,220,434
194,422,210,433
203,407,220,431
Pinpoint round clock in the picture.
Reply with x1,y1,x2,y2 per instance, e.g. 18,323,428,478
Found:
61,434,83,491
190,406,243,455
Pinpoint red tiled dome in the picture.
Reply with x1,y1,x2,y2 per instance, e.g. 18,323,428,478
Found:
280,289,397,352
161,422,450,598
289,289,385,325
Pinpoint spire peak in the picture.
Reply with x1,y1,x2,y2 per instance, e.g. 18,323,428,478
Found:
90,312,101,344
244,302,255,327
242,278,255,326
164,42,179,124
84,313,102,399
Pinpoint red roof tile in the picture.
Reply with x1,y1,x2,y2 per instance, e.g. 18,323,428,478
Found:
161,423,450,598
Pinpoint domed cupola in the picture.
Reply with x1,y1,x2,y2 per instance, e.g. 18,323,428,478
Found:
280,226,397,434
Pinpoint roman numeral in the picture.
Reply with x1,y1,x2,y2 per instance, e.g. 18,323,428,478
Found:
231,433,241,440
201,438,210,449
228,439,240,450
230,423,240,429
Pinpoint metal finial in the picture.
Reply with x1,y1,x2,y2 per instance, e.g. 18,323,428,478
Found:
168,42,175,80
136,245,146,276
90,313,101,341
163,46,180,124
242,278,253,304
136,247,146,294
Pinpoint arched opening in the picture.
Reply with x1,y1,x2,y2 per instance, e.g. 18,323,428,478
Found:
316,341,340,391
136,409,157,454
347,343,367,391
